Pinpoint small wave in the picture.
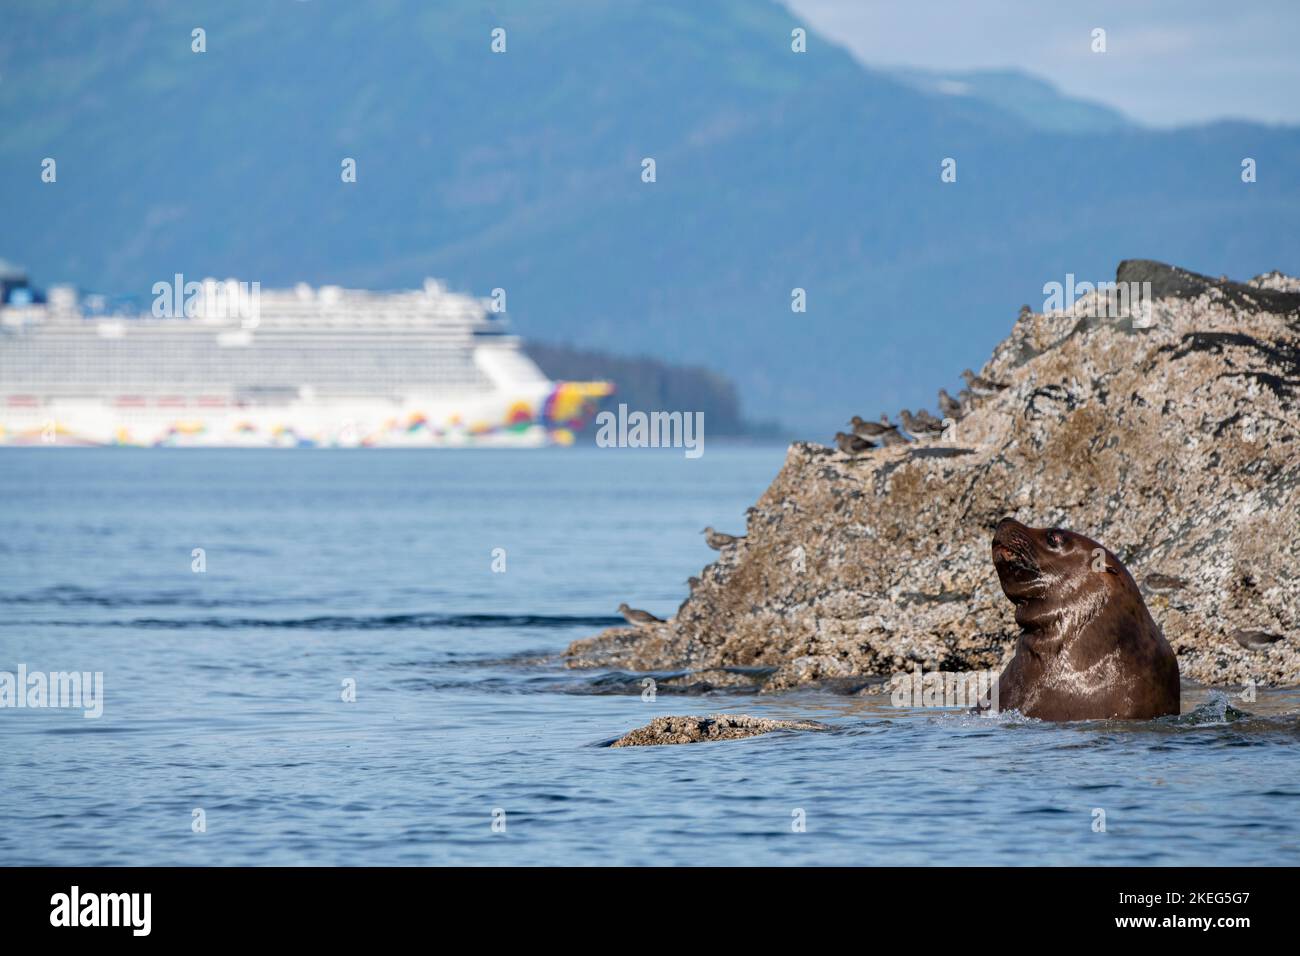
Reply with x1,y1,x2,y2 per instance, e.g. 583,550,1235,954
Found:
14,612,625,631
392,673,570,694
0,586,289,610
1165,691,1252,727
563,667,774,696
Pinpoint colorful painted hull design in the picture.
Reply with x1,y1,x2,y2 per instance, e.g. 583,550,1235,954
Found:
0,382,612,448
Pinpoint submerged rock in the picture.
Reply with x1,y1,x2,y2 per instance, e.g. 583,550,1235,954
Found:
607,714,830,747
570,261,1300,690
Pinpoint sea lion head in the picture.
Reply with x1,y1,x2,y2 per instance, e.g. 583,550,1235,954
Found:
991,517,1126,633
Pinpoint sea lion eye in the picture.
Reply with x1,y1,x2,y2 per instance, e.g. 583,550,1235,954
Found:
1046,530,1065,549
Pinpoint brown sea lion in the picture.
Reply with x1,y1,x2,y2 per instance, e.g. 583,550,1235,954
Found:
991,517,1180,720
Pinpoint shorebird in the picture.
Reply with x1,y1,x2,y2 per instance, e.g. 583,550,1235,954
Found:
961,368,1008,397
702,526,744,550
686,576,701,591
915,408,945,429
1018,304,1033,321
849,414,893,440
1142,573,1188,594
877,424,910,446
618,603,664,627
899,409,944,440
834,431,874,456
1232,629,1283,651
937,388,963,420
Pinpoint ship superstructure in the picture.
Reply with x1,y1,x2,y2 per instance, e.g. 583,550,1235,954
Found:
0,272,609,447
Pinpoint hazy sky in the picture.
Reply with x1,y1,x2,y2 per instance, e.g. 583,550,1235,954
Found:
785,0,1300,127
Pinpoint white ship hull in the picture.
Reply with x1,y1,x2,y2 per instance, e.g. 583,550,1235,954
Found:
2,390,561,448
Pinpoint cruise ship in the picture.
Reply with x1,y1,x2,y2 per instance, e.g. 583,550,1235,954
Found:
0,268,611,447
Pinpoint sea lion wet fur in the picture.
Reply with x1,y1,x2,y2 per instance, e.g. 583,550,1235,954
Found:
992,517,1180,720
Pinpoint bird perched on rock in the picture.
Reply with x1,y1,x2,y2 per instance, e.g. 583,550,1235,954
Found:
834,431,874,456
849,414,893,440
618,603,664,627
900,409,945,440
1018,304,1033,321
877,424,910,446
937,388,963,421
961,368,1009,397
1143,573,1188,593
1232,629,1283,651
914,408,945,429
686,576,701,591
702,526,744,550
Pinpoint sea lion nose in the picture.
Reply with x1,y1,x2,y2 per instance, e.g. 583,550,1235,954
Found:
993,516,1019,540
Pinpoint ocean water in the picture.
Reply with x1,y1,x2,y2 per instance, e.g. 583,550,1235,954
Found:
1,447,1298,866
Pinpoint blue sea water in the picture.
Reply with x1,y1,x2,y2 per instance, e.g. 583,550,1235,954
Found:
1,447,1297,866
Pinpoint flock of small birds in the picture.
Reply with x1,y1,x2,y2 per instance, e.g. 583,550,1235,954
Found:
617,367,1014,624
833,368,1009,457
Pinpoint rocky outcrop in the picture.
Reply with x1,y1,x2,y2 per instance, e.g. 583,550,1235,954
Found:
607,714,830,747
569,261,1300,691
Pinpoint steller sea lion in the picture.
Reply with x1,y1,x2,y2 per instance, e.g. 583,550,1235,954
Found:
991,517,1180,720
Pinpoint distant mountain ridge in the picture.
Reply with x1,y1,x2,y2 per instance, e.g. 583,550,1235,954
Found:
887,68,1132,133
3,0,1298,433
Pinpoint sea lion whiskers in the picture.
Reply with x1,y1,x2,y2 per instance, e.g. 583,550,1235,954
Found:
990,520,1044,600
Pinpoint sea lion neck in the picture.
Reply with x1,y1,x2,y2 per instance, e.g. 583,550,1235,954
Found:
1013,595,1061,636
